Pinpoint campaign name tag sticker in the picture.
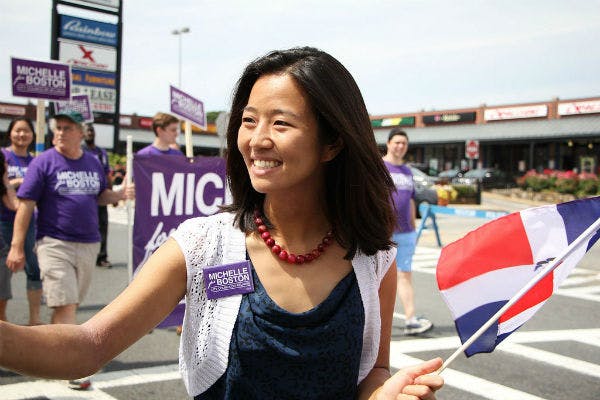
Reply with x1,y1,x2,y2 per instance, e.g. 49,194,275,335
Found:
203,261,254,300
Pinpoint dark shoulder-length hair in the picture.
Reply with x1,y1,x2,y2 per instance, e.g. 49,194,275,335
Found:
5,117,35,148
223,47,396,259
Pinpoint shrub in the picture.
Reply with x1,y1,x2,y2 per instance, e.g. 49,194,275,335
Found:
524,173,555,192
453,184,477,197
517,170,537,188
578,172,598,196
108,153,127,170
555,178,578,194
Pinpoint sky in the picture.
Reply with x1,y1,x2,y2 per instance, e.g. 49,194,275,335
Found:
1,0,600,117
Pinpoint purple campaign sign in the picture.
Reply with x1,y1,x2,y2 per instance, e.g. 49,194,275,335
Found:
11,57,71,101
132,154,227,327
170,85,206,129
53,94,94,122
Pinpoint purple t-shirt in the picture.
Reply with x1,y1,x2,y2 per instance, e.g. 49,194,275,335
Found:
17,148,107,242
136,145,184,156
0,148,34,222
385,161,415,233
82,144,110,176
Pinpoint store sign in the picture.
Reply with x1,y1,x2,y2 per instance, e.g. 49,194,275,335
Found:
0,104,26,116
60,15,118,47
558,100,600,116
484,105,547,121
119,116,132,126
465,139,479,159
59,40,117,72
71,68,116,88
53,94,94,122
11,57,71,101
139,117,153,129
423,112,476,125
170,86,206,129
71,85,116,113
371,116,415,127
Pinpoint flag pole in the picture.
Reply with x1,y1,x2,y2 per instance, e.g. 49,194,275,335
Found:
438,216,600,373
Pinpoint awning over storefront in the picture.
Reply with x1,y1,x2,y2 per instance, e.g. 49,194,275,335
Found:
373,115,600,145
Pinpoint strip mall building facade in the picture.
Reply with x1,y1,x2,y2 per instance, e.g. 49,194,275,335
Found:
1,95,599,181
371,96,600,180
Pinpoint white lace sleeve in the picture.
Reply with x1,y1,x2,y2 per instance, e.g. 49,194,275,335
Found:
376,246,397,282
169,212,246,397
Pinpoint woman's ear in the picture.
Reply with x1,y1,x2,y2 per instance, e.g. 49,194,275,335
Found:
321,137,344,162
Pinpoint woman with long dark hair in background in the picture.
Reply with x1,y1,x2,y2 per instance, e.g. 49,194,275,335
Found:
0,118,43,325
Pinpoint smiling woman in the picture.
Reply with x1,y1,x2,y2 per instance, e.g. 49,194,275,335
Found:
0,47,444,400
237,73,336,198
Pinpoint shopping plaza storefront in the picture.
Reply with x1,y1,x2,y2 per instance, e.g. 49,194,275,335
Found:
372,97,600,180
1,96,598,181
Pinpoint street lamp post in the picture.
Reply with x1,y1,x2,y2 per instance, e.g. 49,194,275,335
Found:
171,27,190,88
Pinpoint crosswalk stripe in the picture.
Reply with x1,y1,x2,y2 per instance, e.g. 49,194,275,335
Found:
500,343,600,379
1,364,181,400
389,351,547,400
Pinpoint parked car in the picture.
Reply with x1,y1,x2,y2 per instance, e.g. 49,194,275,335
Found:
409,166,438,217
410,165,440,187
452,167,511,189
437,168,468,182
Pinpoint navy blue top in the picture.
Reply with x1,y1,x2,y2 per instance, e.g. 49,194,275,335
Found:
196,262,365,400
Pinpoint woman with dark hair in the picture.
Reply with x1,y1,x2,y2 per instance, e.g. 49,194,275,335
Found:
0,118,43,325
0,48,443,399
0,149,22,321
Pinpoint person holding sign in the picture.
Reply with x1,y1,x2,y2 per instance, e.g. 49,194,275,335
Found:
0,118,43,326
136,112,184,156
0,48,443,399
5,110,134,390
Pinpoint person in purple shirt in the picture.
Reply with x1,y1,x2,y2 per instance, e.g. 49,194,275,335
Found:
82,123,112,268
5,111,133,390
383,128,433,335
136,112,184,156
0,117,43,325
136,112,185,335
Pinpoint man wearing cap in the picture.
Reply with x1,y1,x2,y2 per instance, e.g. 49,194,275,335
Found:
6,111,133,390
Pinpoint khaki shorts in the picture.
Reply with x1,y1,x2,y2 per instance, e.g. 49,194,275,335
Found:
36,236,100,308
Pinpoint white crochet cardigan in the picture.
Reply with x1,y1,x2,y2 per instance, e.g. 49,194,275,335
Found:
171,212,396,397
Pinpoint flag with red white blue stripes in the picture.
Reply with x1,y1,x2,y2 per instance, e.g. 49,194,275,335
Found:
436,196,600,356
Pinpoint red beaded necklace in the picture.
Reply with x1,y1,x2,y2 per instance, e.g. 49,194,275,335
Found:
253,210,333,265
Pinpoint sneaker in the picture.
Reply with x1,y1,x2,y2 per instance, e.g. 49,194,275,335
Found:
404,317,433,335
97,260,112,268
68,377,92,390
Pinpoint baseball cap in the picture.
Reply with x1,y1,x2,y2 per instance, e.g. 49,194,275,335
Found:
53,111,85,124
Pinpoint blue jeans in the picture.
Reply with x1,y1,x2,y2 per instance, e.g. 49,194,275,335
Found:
0,218,42,291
